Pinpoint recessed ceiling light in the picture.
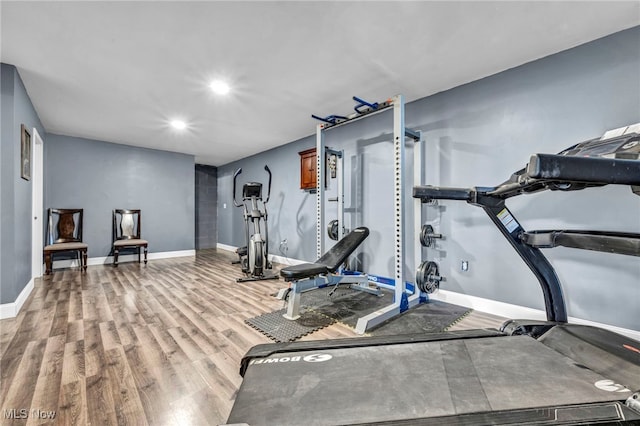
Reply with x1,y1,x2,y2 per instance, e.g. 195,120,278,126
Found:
209,80,230,95
170,120,186,130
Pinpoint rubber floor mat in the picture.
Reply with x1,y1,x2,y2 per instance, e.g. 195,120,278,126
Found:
368,299,471,336
250,287,471,340
245,308,335,342
301,286,391,328
303,288,471,334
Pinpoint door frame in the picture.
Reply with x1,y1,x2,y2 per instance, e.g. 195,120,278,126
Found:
31,128,44,278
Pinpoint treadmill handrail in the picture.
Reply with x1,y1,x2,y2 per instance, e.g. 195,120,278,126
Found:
527,154,640,184
522,230,640,257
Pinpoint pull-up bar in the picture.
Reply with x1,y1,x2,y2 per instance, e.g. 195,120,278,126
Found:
312,95,393,128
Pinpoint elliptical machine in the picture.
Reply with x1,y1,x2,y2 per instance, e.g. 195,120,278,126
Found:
232,165,278,282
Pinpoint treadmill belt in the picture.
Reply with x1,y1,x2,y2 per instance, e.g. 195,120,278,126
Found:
227,335,631,425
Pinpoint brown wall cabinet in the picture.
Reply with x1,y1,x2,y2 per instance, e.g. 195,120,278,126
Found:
299,148,317,190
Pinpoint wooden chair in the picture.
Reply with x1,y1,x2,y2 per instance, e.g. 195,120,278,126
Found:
113,209,148,267
43,208,88,274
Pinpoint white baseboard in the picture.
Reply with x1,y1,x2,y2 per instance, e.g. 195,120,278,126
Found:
269,254,306,266
50,249,196,269
432,290,548,322
217,243,306,266
216,243,238,253
0,277,35,320
432,289,640,341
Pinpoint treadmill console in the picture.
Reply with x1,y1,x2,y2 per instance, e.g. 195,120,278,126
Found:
559,125,640,159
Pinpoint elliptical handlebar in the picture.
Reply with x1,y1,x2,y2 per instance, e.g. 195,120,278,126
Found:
232,168,243,207
264,165,272,204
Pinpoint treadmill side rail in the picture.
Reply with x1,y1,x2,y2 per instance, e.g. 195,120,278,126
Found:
223,402,640,426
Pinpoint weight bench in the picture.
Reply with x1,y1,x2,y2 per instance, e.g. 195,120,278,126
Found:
278,227,380,320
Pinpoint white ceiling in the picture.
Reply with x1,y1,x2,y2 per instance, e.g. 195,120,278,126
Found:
2,1,639,166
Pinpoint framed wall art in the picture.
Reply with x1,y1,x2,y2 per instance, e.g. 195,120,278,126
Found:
21,124,31,181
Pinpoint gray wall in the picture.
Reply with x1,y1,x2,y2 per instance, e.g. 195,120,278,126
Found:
195,164,218,249
45,134,195,259
218,27,640,330
1,64,46,304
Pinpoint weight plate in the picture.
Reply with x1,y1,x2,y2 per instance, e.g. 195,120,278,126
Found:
327,220,339,241
420,224,434,247
416,260,440,294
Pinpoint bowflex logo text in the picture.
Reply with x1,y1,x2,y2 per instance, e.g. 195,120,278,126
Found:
249,353,333,366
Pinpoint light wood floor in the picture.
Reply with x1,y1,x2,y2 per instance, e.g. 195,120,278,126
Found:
0,249,505,425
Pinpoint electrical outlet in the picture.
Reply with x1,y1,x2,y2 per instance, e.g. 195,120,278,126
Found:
461,260,469,272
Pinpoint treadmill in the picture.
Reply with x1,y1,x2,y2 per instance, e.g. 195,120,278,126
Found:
225,128,640,425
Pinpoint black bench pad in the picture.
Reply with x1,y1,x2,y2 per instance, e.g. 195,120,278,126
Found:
280,227,370,281
280,263,330,280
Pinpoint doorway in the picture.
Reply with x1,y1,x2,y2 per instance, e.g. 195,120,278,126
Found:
195,164,218,249
31,128,43,278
